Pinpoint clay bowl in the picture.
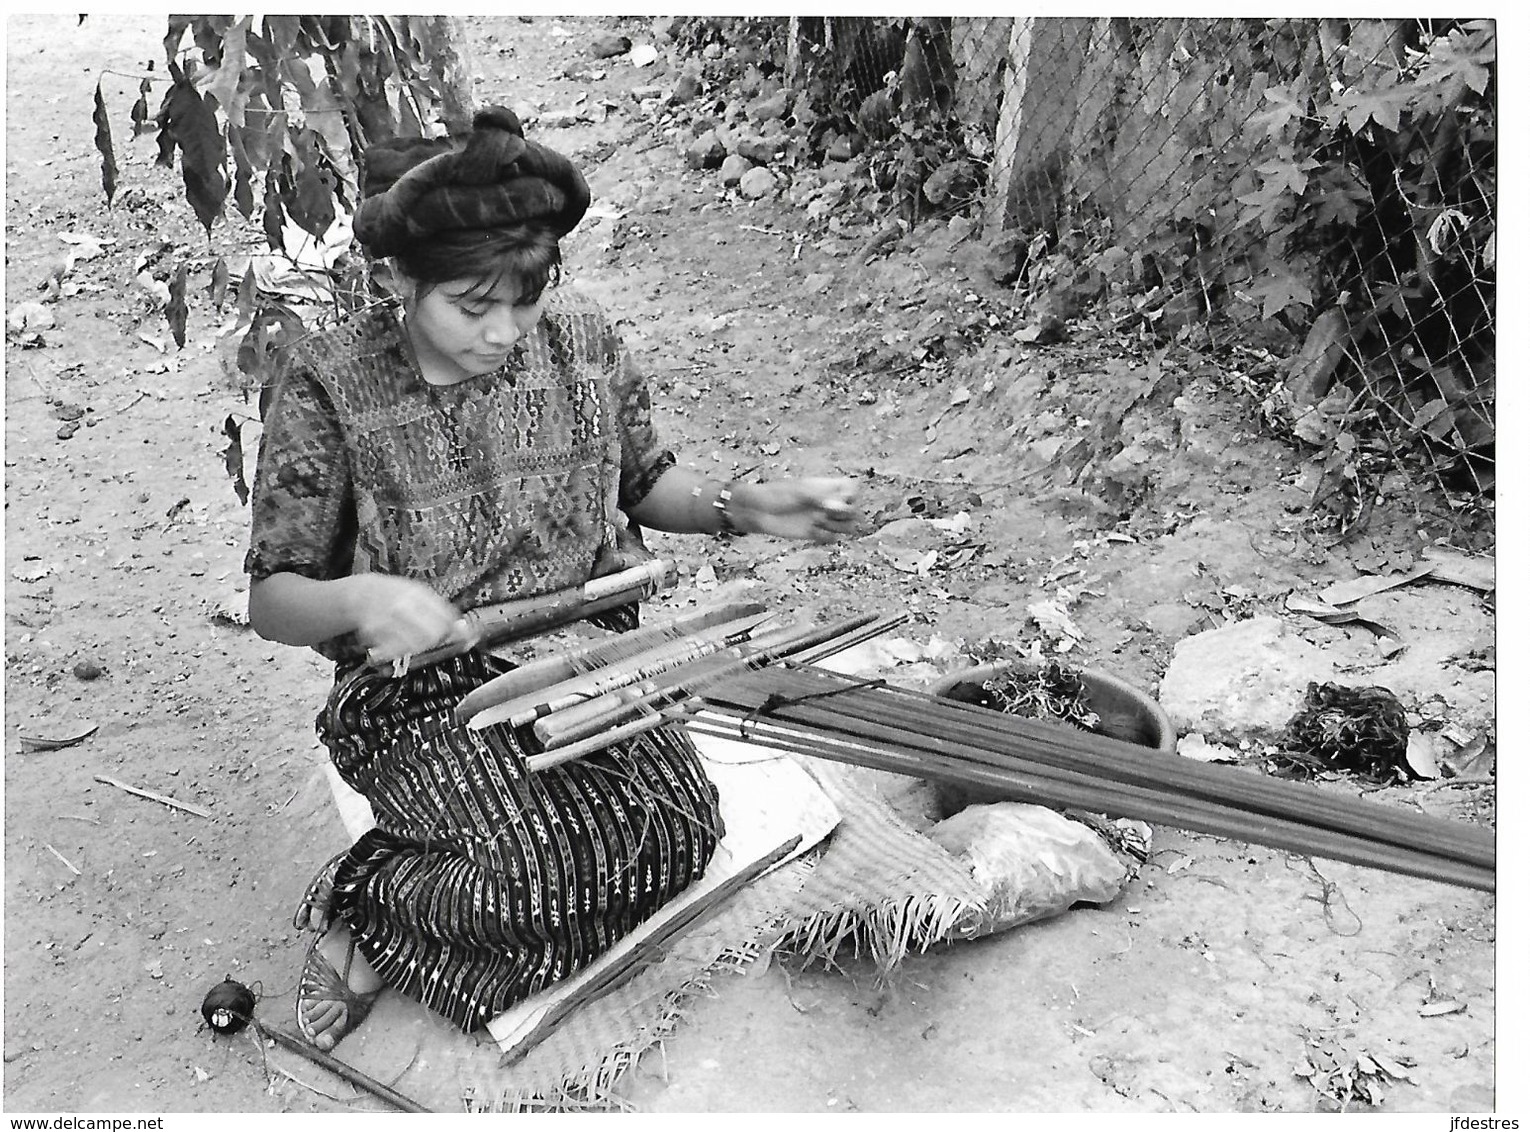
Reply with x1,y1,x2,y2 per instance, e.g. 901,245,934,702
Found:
925,661,1177,813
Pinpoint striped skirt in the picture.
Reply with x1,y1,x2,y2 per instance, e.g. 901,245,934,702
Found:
311,651,724,1032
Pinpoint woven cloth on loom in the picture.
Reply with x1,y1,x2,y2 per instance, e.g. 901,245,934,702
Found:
315,736,985,1111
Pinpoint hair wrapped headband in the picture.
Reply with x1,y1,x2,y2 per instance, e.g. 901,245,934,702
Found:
353,106,590,258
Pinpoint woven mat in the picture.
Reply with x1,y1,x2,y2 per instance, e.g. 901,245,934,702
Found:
291,729,984,1112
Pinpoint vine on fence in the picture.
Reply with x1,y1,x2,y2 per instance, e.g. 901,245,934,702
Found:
1225,19,1495,482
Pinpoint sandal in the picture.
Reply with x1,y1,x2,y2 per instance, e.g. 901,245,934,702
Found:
293,850,349,934
295,931,381,1051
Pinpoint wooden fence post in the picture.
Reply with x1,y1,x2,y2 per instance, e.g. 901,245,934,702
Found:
983,17,1091,235
950,16,1011,142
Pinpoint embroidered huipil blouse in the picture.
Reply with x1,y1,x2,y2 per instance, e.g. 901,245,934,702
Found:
243,288,675,662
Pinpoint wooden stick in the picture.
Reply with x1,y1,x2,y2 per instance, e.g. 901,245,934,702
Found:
93,775,212,819
372,559,679,673
256,1021,434,1113
523,703,699,773
786,612,911,666
528,614,882,752
453,600,768,722
705,668,1495,869
45,844,82,876
464,611,777,731
683,715,1495,893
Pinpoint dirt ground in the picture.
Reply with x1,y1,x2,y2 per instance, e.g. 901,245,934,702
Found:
3,13,1514,1115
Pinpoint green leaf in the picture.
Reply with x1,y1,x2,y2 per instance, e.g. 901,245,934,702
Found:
164,15,197,65
1418,26,1494,98
191,16,233,65
207,17,250,124
222,415,249,505
283,131,337,240
209,256,230,309
153,84,178,168
264,14,302,57
1247,85,1304,138
1247,265,1313,320
92,81,118,206
262,167,287,251
161,78,228,233
166,263,189,348
235,265,257,325
1309,170,1370,227
236,303,306,387
228,123,256,218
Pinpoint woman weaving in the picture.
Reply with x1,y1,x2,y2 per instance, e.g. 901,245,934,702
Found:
244,107,861,1051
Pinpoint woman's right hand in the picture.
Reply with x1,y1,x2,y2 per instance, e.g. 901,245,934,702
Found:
345,574,465,663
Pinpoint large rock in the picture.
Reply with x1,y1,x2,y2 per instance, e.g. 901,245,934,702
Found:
590,32,632,59
719,153,754,188
738,166,780,200
734,132,780,164
746,90,790,125
670,68,703,104
686,130,726,171
1157,616,1338,741
823,133,859,162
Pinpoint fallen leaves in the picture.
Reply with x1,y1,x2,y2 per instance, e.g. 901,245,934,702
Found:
1295,1038,1422,1108
17,721,99,750
1418,1000,1468,1018
1027,597,1084,652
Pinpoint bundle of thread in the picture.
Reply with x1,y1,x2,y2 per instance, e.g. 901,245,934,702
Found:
1278,682,1412,783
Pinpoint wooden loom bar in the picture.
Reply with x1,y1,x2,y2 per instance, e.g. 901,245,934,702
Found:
528,614,882,753
453,600,767,722
465,610,776,731
683,715,1495,893
707,667,1495,870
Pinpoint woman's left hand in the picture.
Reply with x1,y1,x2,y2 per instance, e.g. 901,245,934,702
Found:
736,477,862,543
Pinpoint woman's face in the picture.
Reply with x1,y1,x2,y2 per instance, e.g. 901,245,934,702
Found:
404,276,544,384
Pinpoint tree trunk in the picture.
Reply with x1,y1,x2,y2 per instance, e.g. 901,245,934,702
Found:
416,14,477,132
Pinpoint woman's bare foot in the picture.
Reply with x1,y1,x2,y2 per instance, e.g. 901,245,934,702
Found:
296,924,385,1051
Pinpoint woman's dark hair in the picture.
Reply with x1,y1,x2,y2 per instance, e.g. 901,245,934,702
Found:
393,223,563,306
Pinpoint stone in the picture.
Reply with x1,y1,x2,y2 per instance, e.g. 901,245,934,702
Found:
671,69,703,104
734,133,779,165
856,88,897,140
738,167,780,200
686,131,726,171
1157,616,1339,741
719,154,754,188
824,133,858,162
590,33,632,59
818,158,863,184
746,90,790,125
923,159,973,206
985,231,1030,286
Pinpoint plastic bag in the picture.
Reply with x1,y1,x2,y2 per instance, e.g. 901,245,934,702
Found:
926,802,1129,941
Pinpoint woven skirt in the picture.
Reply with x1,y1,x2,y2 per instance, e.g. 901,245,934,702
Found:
311,651,724,1032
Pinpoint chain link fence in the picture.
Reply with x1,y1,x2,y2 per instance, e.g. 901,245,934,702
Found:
676,17,1496,501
